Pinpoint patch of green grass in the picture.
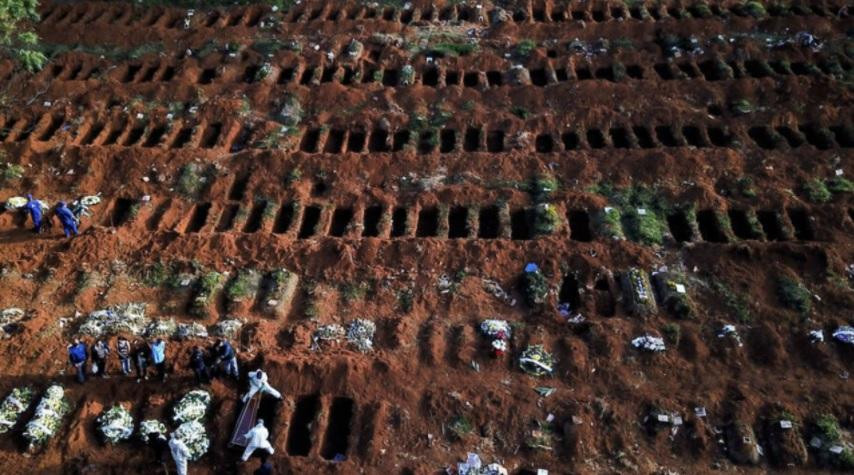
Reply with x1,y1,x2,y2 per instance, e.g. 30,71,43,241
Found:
430,42,477,57
730,99,754,115
711,280,753,323
397,288,413,313
531,173,559,202
742,1,767,17
624,208,666,245
198,271,222,296
511,106,529,119
139,262,170,287
532,203,561,236
515,39,537,57
826,177,853,194
176,163,206,197
736,176,757,198
591,182,669,245
815,414,842,442
1,162,24,181
340,281,371,303
803,179,831,203
285,168,302,185
448,415,473,440
522,266,549,306
225,270,255,301
598,207,625,239
776,276,812,316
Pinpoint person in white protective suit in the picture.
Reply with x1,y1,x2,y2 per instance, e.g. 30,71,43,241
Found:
241,418,275,462
169,434,191,475
242,370,283,403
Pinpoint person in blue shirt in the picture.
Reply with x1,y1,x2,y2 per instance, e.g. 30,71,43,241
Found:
67,338,88,383
54,201,79,238
24,194,43,233
149,338,167,381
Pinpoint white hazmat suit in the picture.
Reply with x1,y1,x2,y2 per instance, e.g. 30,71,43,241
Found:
169,436,191,475
242,370,282,402
241,419,275,461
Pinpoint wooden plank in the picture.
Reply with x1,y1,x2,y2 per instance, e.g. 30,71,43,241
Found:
229,393,260,447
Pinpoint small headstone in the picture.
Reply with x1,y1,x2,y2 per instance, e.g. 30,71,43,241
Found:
675,284,686,294
695,407,707,417
829,445,844,454
637,208,647,215
657,414,670,423
810,437,822,448
779,420,793,429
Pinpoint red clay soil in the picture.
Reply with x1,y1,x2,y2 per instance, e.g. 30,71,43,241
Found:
0,0,851,474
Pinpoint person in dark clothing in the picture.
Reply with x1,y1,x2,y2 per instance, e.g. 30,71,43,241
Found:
24,194,43,233
116,336,131,376
189,346,210,384
149,431,170,472
54,201,79,238
254,453,273,475
67,338,88,383
91,339,110,378
134,339,149,382
214,338,239,379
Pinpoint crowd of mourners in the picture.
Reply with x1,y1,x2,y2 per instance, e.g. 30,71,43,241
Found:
67,336,280,474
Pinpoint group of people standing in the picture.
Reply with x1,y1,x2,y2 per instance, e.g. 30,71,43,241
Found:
67,337,166,383
68,335,280,474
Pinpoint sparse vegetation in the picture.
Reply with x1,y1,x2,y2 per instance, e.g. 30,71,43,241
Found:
742,1,767,18
176,163,207,197
803,179,832,203
1,162,24,181
511,106,529,119
225,270,255,301
826,177,854,194
139,262,170,287
591,182,669,246
448,415,473,440
340,281,371,303
531,173,559,202
712,280,753,323
522,265,549,306
776,276,812,316
397,288,413,313
730,99,754,115
532,203,561,236
515,39,537,58
736,176,757,198
661,323,681,345
0,0,46,72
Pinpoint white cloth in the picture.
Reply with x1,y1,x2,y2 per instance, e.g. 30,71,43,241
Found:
169,437,190,475
241,422,275,461
242,371,282,402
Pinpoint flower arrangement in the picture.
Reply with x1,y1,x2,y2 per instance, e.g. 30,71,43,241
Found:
0,386,34,433
172,389,211,424
519,345,555,376
172,420,210,461
23,385,70,450
97,404,134,444
138,419,168,443
346,319,376,352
